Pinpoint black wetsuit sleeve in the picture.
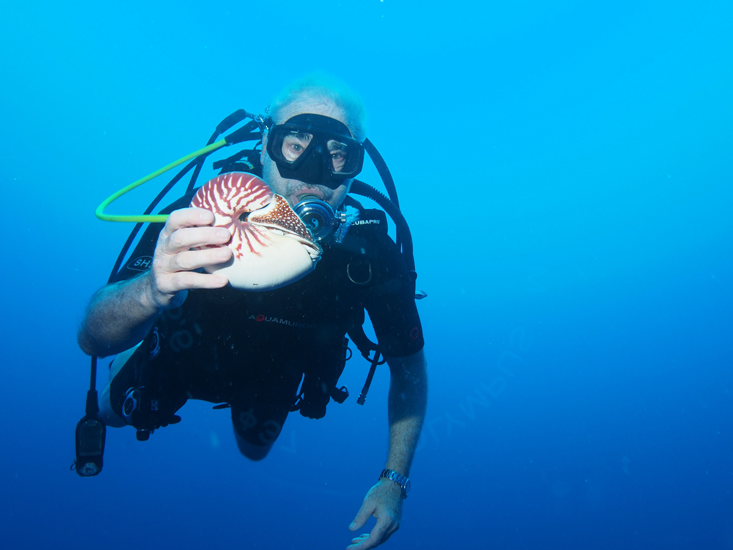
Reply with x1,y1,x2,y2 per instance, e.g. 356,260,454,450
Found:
360,216,425,357
110,193,195,283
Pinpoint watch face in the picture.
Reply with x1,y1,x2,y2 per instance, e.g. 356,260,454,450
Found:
404,479,411,497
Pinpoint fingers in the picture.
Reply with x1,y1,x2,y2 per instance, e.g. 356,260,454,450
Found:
160,269,229,293
164,245,232,274
158,209,232,275
159,208,231,256
152,244,232,298
165,226,231,254
346,534,369,550
162,208,215,237
345,517,398,550
348,502,399,549
147,208,234,306
361,516,394,550
347,484,403,550
349,501,374,532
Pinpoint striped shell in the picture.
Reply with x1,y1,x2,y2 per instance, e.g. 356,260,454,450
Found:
190,172,321,290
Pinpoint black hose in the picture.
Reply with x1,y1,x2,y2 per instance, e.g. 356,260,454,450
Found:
350,180,415,274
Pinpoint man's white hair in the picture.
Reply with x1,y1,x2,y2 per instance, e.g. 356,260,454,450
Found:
267,73,367,142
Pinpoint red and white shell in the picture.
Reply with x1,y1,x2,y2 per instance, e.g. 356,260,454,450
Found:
190,172,321,290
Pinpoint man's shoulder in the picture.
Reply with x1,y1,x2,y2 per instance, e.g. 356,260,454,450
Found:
341,195,391,245
345,195,388,229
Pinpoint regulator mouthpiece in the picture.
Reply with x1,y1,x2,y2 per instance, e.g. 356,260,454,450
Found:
294,199,338,241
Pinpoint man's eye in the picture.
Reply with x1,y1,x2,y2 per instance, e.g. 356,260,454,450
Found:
282,139,308,161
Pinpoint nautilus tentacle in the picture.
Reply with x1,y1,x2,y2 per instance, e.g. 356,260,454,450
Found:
190,172,321,290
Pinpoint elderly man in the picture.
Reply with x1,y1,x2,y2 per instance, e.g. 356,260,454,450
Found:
78,74,427,550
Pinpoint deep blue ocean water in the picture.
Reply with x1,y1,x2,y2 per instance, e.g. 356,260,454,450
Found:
2,1,732,548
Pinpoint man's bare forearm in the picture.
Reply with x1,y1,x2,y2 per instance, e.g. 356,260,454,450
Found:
385,349,428,475
78,272,170,357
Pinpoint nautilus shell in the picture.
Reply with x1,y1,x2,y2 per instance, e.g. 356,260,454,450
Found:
190,172,321,290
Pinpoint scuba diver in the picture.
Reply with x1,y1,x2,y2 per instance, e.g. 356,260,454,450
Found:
77,74,427,550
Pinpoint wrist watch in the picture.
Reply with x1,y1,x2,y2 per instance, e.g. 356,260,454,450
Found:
379,468,411,499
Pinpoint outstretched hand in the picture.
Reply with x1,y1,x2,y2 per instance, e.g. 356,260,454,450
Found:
347,480,403,550
147,207,232,309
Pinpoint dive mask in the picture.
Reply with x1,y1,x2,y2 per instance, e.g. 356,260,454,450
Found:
266,113,364,189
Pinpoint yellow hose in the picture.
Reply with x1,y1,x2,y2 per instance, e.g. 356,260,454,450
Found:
95,139,228,223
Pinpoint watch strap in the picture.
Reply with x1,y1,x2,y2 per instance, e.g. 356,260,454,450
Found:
379,468,410,499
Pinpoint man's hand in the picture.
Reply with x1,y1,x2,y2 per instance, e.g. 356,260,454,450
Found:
347,480,403,549
147,207,232,309
77,207,234,357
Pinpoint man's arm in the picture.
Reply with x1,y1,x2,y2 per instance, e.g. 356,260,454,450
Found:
348,349,428,550
78,272,169,357
77,208,233,357
384,349,428,475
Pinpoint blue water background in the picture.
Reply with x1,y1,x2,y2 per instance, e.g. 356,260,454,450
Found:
1,1,732,548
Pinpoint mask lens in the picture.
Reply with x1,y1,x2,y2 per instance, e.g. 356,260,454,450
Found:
281,131,313,162
327,139,353,174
